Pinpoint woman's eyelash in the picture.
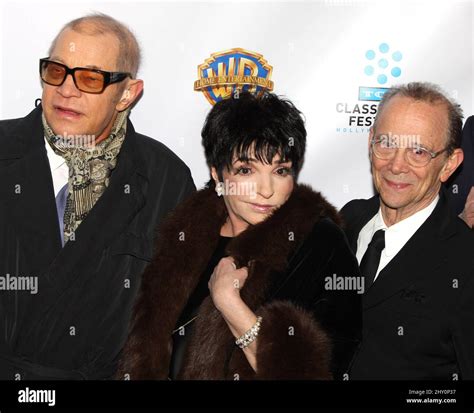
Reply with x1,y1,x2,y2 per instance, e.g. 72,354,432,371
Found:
234,166,291,175
235,166,252,175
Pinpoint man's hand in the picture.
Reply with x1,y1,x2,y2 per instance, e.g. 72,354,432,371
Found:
460,186,474,228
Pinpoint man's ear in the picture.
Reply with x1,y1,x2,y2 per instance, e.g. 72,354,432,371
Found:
116,79,144,111
440,148,464,183
368,127,375,144
368,127,375,159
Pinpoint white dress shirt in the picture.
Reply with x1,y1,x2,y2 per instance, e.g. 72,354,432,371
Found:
356,195,439,281
44,137,69,197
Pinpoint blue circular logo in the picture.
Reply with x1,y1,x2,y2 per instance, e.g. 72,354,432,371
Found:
364,43,403,85
377,74,388,85
379,43,389,53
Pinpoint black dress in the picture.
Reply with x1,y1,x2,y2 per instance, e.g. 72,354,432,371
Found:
169,235,231,379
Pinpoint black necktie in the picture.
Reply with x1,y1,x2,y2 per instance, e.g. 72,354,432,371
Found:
360,229,385,287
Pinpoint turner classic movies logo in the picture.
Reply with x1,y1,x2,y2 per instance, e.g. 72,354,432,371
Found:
194,48,274,105
336,42,403,133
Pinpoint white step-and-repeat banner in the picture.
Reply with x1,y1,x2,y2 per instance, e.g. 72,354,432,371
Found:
1,0,472,208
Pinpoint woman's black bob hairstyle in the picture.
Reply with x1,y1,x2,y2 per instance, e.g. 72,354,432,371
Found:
201,91,307,180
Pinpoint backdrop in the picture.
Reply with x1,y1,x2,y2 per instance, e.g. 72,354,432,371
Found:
1,0,472,208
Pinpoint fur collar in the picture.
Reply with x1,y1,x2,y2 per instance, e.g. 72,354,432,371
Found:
118,183,340,379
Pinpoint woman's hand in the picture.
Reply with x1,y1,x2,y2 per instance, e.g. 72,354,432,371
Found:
208,257,248,312
208,256,258,372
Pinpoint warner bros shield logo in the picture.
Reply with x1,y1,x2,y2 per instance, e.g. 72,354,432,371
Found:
194,48,274,105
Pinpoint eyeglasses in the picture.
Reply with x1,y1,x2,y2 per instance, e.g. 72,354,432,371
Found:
39,58,131,94
371,135,450,167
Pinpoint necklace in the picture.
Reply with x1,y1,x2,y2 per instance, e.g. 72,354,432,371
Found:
172,316,198,334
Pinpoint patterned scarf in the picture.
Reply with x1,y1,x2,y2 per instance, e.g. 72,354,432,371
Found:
43,109,129,243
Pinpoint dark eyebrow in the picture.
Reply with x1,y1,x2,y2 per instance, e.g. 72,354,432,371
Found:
233,158,257,164
232,158,292,165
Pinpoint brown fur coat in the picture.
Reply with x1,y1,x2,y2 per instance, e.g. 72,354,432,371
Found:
117,183,358,380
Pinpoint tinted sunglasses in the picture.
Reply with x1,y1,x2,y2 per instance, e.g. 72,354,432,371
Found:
39,58,131,94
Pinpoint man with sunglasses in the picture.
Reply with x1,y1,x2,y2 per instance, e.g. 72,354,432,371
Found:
340,82,474,379
0,13,195,379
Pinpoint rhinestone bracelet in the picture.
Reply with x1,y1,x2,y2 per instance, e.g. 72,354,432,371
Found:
235,316,263,349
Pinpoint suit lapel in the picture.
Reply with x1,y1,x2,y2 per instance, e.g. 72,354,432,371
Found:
344,196,379,254
1,106,62,274
363,192,455,309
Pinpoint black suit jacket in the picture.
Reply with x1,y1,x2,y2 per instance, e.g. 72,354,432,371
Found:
340,191,474,379
0,105,195,379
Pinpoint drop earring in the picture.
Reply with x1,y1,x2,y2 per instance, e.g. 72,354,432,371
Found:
215,182,224,197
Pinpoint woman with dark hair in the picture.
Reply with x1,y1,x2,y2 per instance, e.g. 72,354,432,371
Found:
117,92,361,380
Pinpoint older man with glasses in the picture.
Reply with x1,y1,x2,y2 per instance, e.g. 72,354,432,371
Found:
0,13,195,379
341,82,474,380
